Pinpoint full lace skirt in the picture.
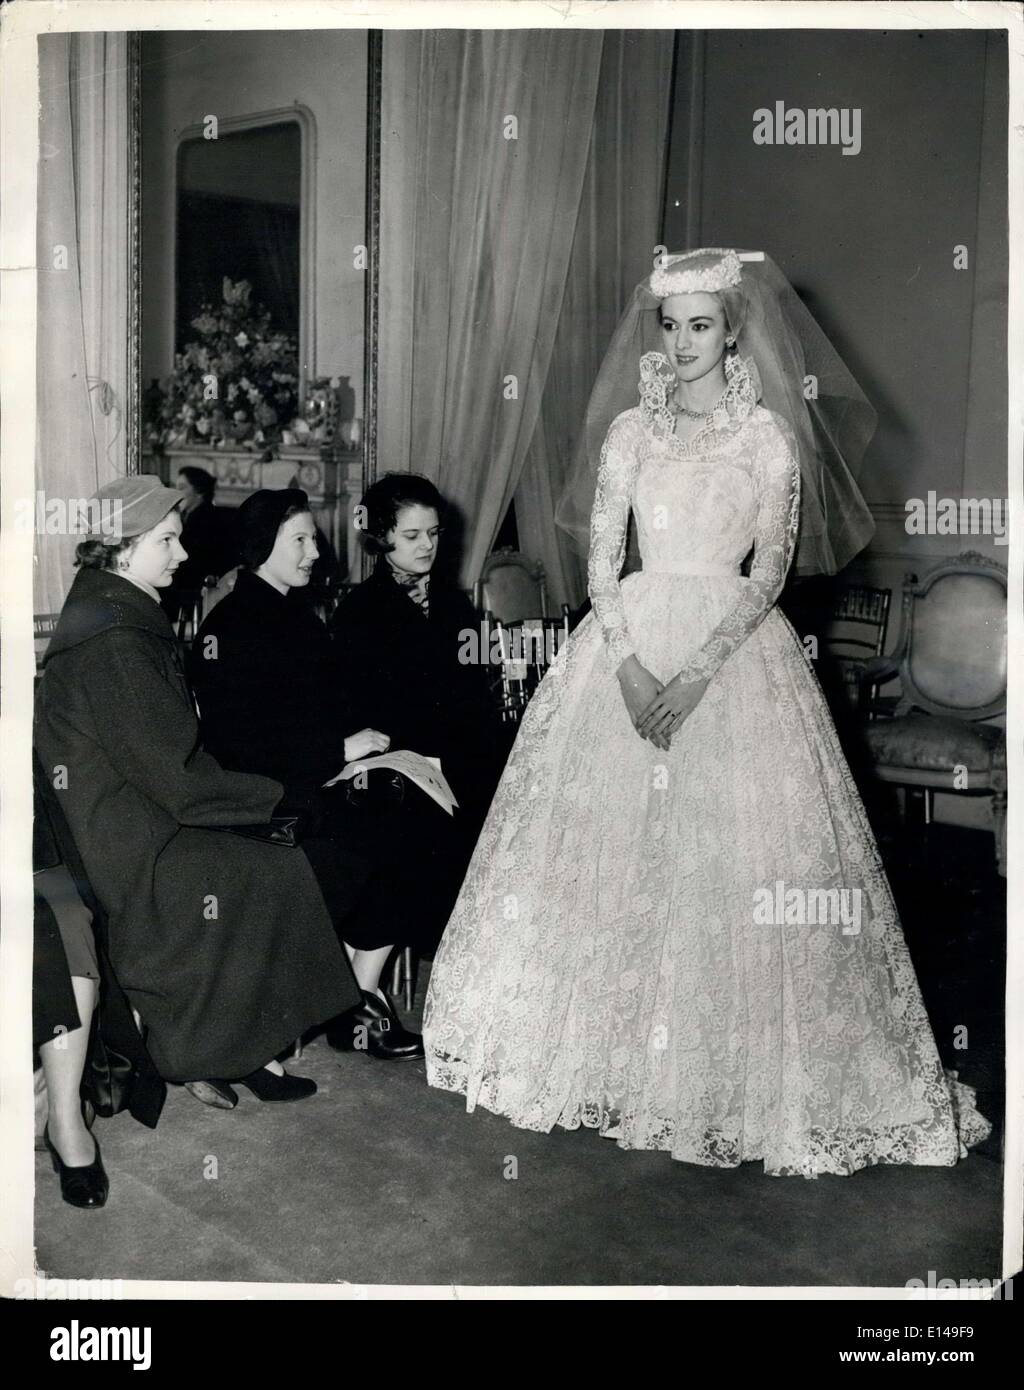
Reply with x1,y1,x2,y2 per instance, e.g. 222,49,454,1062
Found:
424,573,990,1176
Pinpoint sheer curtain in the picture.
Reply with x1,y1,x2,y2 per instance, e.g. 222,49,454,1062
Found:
515,34,674,610
377,30,603,587
36,33,129,617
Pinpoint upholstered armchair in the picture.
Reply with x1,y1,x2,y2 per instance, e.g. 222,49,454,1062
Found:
859,552,1007,875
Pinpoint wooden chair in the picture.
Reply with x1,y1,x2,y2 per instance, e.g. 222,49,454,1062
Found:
858,552,1007,875
485,607,572,724
817,583,892,720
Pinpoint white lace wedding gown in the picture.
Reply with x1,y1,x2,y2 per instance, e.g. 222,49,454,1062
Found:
424,377,989,1177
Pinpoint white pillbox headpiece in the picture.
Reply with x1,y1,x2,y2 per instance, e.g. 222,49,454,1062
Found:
649,248,765,298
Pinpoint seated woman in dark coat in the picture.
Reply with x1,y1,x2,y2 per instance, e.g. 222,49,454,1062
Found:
189,489,423,1061
330,474,510,943
35,476,358,1108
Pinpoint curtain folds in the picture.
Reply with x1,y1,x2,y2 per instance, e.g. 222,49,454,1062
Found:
378,31,603,589
36,33,129,618
515,33,674,609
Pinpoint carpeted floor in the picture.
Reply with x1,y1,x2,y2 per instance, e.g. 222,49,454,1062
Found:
34,826,1005,1290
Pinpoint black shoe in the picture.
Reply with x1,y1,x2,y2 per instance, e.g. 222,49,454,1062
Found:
184,1079,238,1110
229,1068,317,1103
43,1125,109,1209
326,990,425,1061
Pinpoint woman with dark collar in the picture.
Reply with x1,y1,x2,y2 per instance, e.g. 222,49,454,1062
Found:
189,488,423,1060
330,474,509,946
34,476,356,1111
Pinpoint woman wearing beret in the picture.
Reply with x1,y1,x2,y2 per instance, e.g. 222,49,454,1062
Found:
34,475,359,1107
189,488,423,1061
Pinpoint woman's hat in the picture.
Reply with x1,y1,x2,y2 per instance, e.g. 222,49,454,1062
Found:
87,474,183,539
237,488,310,569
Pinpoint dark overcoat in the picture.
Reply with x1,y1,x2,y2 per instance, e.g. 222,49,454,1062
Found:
330,563,509,830
34,567,357,1082
329,564,513,950
188,569,436,951
188,568,353,802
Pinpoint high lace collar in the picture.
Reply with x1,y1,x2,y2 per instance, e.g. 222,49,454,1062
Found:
638,351,762,452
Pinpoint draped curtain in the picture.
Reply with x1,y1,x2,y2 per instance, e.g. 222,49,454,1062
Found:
36,33,129,617
515,34,674,610
377,31,603,588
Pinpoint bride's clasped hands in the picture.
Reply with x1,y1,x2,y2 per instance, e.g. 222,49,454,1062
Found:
636,671,710,742
616,654,667,748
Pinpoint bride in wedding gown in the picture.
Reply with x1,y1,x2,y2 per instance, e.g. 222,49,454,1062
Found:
423,248,989,1177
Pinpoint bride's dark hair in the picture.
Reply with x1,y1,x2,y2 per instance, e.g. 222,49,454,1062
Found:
358,473,446,557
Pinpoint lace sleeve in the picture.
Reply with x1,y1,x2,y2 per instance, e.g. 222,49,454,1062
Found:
677,414,800,683
587,412,642,670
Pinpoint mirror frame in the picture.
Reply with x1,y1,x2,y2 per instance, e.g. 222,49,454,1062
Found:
125,27,382,554
173,106,316,406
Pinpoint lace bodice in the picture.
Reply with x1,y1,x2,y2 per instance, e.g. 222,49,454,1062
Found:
587,396,800,678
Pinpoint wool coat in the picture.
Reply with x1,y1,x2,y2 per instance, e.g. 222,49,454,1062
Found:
34,567,358,1082
189,568,438,951
330,563,509,831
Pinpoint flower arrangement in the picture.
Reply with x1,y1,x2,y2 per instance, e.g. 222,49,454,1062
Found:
148,278,299,450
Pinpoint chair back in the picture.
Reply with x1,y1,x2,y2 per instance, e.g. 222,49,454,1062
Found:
894,552,1006,719
199,566,240,623
822,584,891,661
817,583,891,717
474,548,547,623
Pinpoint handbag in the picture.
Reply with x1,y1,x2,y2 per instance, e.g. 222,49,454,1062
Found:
342,768,406,810
223,815,303,847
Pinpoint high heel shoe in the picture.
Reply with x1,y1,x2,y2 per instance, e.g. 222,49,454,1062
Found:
184,1079,238,1110
43,1125,109,1209
228,1068,317,1103
326,989,425,1061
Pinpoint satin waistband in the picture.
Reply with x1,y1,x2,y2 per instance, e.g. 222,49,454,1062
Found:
643,561,741,577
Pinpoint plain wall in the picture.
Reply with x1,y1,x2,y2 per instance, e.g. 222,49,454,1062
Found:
140,30,367,409
664,29,1007,516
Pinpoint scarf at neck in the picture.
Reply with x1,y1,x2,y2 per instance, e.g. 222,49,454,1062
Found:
386,560,430,616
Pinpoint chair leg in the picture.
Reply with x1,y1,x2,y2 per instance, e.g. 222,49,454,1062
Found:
403,946,416,1012
387,947,416,1011
292,1036,304,1061
992,788,1007,878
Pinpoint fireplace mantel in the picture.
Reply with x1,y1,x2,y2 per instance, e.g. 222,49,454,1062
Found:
145,447,364,582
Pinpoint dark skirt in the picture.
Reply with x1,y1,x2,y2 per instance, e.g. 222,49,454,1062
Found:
302,782,475,954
